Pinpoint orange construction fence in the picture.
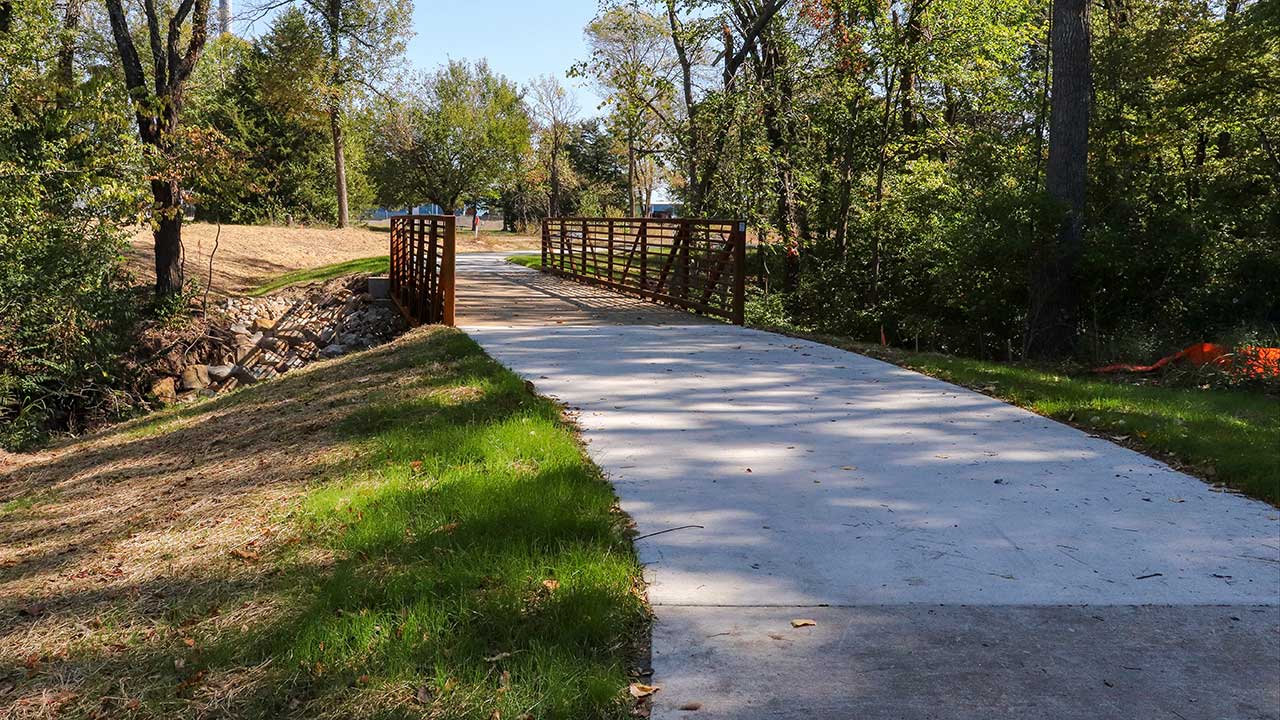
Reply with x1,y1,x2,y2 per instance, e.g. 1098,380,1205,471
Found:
1093,342,1280,379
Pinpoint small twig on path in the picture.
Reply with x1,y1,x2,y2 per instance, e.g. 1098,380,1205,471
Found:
633,525,705,541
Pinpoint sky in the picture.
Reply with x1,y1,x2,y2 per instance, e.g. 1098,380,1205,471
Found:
229,0,607,114
405,1,605,113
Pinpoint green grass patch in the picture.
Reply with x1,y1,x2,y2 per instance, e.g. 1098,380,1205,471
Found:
794,332,1280,504
248,255,389,296
506,254,541,270
99,328,646,718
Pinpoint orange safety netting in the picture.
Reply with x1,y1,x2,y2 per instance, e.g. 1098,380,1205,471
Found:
1093,342,1280,378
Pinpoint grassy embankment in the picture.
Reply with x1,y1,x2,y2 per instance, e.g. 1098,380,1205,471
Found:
246,256,390,296
2,327,647,718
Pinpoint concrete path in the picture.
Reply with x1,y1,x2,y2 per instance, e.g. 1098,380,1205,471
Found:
456,255,1280,719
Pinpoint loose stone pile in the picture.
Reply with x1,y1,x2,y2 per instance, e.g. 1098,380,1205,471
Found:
145,275,406,403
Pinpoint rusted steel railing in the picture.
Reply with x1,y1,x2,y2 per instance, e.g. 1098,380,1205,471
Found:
390,214,455,326
540,217,747,324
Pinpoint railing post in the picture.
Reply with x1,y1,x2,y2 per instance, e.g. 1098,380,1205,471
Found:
441,215,456,326
678,219,691,303
581,218,589,276
639,218,648,299
559,217,567,273
733,221,746,325
607,218,614,284
541,217,549,269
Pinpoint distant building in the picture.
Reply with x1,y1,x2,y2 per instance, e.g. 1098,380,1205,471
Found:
367,203,444,220
649,203,681,219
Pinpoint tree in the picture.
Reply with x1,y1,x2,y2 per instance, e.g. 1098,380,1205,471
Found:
580,4,676,216
530,74,579,217
186,9,363,224
1028,0,1091,357
376,61,531,213
284,0,412,227
104,0,212,295
2,0,143,446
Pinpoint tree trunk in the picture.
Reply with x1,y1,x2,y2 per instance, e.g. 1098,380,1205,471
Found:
627,135,636,216
330,105,349,228
0,3,11,33
151,178,185,294
57,0,83,92
549,136,561,217
899,1,927,135
326,0,349,228
1028,0,1090,358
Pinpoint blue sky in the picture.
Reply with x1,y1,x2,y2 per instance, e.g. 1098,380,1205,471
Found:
235,1,605,112
402,0,604,113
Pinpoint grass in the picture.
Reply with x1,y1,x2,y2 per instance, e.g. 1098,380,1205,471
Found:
247,255,389,296
3,327,647,719
507,255,541,270
792,332,1280,504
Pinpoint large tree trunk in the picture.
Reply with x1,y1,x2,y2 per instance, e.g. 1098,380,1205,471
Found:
151,178,185,294
898,0,927,135
330,106,349,228
57,0,83,91
1028,0,1090,358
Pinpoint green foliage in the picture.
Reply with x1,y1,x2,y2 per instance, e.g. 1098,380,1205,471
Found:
0,2,145,448
370,60,532,212
186,15,375,225
601,0,1278,364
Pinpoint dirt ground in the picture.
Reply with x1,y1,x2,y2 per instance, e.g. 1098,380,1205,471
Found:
127,223,541,295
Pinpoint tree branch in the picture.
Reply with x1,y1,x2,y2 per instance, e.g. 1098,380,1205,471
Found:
104,0,147,95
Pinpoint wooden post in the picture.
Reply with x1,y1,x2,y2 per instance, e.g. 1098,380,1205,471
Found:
540,217,549,269
560,217,567,272
732,221,746,325
607,219,615,284
678,219,691,303
581,218,589,276
639,218,648,299
441,214,456,326
424,218,437,323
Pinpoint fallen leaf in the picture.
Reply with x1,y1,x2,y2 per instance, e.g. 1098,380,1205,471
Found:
414,684,433,704
541,579,560,592
500,670,511,689
182,637,196,648
443,677,458,692
629,683,658,698
790,619,816,628
229,548,260,562
433,522,460,535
